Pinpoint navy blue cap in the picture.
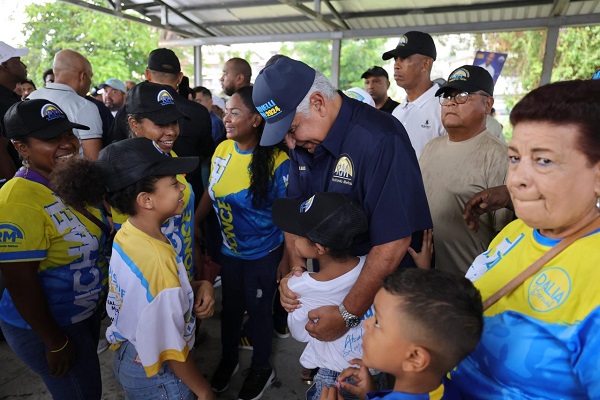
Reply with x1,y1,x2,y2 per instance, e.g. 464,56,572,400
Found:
253,56,316,146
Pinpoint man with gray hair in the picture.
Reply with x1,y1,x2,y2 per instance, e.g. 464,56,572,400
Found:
253,56,432,342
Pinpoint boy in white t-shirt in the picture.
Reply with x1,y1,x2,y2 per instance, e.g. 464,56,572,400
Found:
272,192,386,400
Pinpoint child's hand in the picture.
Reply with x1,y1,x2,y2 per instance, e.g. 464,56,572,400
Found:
318,386,343,400
337,359,375,400
194,280,215,319
407,229,433,269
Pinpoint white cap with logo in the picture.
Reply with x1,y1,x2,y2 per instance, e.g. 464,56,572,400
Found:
0,42,29,64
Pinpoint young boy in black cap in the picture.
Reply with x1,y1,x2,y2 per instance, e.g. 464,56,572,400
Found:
320,267,483,400
272,192,387,400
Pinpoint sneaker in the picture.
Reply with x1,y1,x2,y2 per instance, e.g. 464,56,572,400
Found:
238,367,276,400
97,339,109,354
211,360,240,393
274,325,290,339
239,334,253,350
300,367,319,385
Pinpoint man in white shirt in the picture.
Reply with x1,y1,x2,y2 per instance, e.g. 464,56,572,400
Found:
476,52,496,80
28,50,103,159
383,31,447,158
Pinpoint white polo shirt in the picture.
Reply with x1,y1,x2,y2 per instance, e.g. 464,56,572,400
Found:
28,83,103,156
391,83,446,158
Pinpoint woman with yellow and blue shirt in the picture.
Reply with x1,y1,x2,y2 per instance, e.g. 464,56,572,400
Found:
195,86,290,400
452,80,600,399
111,82,196,280
0,99,107,399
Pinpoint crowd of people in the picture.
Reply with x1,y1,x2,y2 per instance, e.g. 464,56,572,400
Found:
0,28,599,400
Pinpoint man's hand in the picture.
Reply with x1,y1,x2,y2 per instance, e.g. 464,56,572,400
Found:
278,266,304,312
407,229,433,269
337,359,375,400
194,280,215,319
306,305,348,341
463,185,512,232
46,336,76,377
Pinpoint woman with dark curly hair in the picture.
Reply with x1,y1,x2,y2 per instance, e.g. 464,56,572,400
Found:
194,85,290,400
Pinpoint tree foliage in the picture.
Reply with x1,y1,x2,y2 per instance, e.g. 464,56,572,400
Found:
280,38,389,88
22,1,160,88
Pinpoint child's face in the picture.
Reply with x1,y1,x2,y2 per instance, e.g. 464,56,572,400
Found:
149,175,186,218
293,236,319,259
362,288,412,375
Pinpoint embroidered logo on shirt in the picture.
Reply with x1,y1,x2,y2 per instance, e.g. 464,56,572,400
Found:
527,267,571,312
331,155,354,186
0,223,25,245
421,119,431,129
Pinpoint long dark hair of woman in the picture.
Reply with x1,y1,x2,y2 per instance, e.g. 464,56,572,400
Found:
235,86,287,209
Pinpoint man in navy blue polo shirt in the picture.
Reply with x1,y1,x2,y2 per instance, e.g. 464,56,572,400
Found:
253,56,432,341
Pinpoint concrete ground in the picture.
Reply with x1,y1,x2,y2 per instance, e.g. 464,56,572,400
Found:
0,286,311,400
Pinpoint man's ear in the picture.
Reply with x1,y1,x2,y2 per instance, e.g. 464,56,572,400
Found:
176,71,184,86
310,92,326,117
484,95,495,115
144,69,152,81
402,344,431,373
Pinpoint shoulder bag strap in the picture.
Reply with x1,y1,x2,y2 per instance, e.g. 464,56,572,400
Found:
483,217,600,311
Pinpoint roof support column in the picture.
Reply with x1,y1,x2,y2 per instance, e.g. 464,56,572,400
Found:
331,39,341,88
194,45,203,87
540,25,559,86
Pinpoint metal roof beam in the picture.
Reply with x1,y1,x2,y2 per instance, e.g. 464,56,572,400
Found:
324,0,349,30
58,0,197,37
550,0,571,16
277,0,343,30
160,12,600,46
155,0,216,37
179,0,279,12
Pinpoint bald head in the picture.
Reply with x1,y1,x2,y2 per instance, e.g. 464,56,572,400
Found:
221,57,252,96
53,49,93,96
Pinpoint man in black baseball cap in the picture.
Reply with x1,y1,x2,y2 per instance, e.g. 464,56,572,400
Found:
360,66,398,114
381,31,446,158
419,64,510,277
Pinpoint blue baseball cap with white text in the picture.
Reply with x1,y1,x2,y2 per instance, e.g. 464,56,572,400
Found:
252,56,316,146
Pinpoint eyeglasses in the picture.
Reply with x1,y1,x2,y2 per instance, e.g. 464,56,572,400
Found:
438,92,489,105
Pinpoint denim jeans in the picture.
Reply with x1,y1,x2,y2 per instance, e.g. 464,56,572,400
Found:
306,367,388,400
113,340,195,400
0,309,103,400
219,245,282,369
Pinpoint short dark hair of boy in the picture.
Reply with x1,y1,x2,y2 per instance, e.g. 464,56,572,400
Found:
383,268,483,375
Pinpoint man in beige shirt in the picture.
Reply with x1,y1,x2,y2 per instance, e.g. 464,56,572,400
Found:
419,65,512,275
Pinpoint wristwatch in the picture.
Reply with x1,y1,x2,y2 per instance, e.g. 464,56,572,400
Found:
338,304,360,328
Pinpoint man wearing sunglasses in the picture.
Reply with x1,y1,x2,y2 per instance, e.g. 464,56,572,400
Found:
418,65,513,277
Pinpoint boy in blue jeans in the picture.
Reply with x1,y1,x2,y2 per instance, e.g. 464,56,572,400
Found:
319,268,483,400
272,192,387,400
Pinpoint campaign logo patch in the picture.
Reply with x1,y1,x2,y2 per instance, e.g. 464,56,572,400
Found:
527,267,571,312
448,68,470,82
397,35,408,47
300,195,315,213
0,223,25,245
256,99,282,120
40,103,66,122
331,155,354,186
157,89,175,106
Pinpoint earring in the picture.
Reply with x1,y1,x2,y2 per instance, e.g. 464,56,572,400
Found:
252,124,257,128
596,195,600,214
22,157,30,179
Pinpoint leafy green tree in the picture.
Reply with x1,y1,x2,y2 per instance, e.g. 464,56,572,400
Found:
281,38,389,88
22,1,160,88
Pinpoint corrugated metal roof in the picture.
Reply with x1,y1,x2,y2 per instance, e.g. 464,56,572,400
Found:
59,0,600,45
